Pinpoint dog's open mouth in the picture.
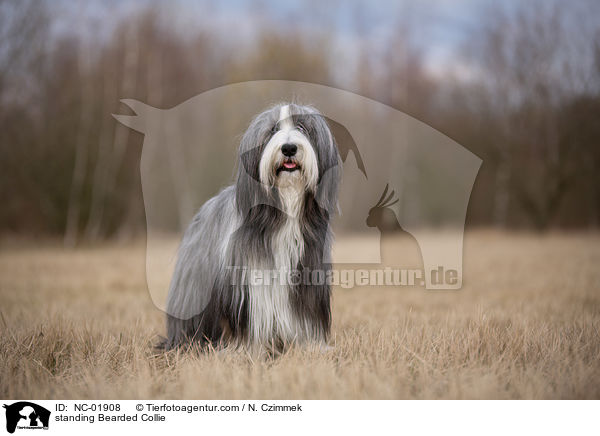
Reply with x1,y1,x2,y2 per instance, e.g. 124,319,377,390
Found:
277,160,300,174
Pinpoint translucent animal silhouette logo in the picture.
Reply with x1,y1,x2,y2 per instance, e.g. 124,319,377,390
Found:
114,81,481,314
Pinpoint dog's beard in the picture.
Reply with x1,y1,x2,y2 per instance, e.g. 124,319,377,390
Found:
259,137,318,193
274,150,305,191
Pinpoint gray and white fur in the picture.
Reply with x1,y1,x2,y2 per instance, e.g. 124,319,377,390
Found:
163,103,341,352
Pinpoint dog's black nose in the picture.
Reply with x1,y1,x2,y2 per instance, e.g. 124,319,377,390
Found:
281,143,297,157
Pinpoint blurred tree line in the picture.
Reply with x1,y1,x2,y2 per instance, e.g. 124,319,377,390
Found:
0,0,598,243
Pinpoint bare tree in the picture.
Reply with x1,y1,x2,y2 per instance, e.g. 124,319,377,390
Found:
64,36,94,246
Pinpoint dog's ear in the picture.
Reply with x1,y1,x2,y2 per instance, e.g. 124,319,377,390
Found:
304,113,342,216
235,119,273,217
239,146,263,183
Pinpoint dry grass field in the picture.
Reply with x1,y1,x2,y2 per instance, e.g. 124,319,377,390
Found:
0,231,599,399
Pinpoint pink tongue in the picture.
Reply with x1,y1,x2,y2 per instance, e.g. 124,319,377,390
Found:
283,162,297,169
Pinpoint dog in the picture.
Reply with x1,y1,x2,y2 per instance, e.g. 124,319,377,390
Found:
163,103,341,352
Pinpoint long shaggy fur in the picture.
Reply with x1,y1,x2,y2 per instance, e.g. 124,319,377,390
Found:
164,103,341,352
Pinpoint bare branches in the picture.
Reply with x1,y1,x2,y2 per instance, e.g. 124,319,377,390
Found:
1,0,599,238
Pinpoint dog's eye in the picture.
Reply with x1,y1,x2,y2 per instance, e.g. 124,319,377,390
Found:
271,123,280,134
296,123,307,134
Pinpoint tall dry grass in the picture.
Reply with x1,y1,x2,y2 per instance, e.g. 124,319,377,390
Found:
0,231,599,399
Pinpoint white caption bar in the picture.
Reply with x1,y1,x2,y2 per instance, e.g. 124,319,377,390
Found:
0,400,597,436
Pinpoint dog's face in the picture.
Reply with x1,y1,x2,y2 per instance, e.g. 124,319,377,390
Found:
259,104,319,191
235,103,341,217
238,103,338,193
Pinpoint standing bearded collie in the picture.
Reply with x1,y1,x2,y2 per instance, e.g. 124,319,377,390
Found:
163,103,341,352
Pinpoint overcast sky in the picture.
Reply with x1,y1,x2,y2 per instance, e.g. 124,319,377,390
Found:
47,0,497,62
45,0,595,86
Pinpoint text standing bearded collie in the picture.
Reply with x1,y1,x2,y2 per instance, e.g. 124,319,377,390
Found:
163,103,341,352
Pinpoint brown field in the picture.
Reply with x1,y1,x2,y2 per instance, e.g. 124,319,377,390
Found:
0,231,599,399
